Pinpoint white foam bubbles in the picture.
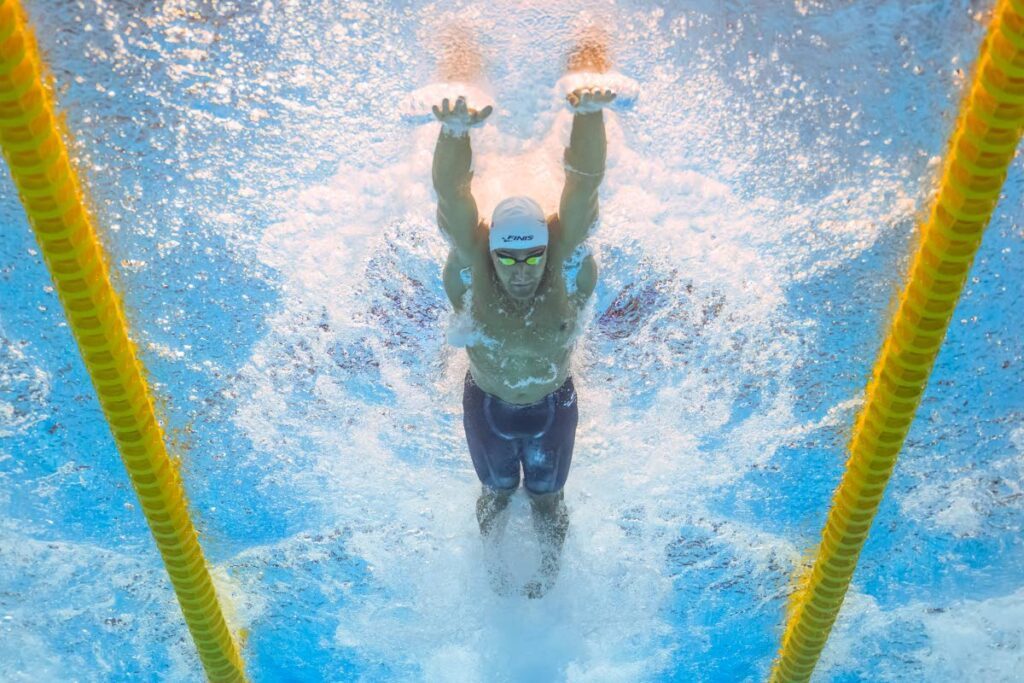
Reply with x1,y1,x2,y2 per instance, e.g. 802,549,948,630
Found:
0,331,51,440
898,425,1024,538
819,585,1024,682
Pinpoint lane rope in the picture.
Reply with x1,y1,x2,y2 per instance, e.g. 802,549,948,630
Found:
771,1,1024,680
0,2,247,680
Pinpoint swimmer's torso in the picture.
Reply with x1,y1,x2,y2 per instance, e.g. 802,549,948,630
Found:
444,216,597,404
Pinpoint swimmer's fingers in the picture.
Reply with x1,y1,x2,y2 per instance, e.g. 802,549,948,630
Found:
434,97,492,134
433,96,489,124
454,96,491,124
431,97,453,121
567,86,616,112
568,87,596,105
451,96,466,117
471,104,494,124
579,87,615,105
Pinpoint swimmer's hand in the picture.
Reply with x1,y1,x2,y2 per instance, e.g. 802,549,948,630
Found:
432,95,493,138
566,86,616,114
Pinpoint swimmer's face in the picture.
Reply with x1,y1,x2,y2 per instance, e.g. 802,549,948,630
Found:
491,246,547,301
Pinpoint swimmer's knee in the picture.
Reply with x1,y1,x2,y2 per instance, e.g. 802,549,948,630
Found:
524,464,563,498
526,488,568,526
525,484,563,500
484,479,519,495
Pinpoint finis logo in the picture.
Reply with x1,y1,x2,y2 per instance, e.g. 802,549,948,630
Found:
503,235,533,242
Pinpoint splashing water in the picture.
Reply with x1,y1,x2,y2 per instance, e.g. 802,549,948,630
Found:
1,1,1022,681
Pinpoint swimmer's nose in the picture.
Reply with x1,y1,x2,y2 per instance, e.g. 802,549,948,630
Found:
511,266,534,284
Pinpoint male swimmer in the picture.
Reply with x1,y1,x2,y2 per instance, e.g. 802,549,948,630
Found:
431,44,614,598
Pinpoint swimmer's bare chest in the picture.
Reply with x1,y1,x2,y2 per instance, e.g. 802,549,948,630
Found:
467,274,577,401
443,220,596,404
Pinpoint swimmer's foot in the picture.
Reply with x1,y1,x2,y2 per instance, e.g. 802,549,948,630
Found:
523,490,569,598
486,561,516,597
478,487,515,596
521,570,557,599
521,551,562,599
522,577,552,600
481,534,516,597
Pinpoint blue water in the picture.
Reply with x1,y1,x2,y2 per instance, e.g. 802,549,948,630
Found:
1,1,1022,681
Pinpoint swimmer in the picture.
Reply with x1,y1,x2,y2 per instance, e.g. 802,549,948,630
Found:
431,39,613,598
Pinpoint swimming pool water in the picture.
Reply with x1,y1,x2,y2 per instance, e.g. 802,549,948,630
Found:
1,1,1022,680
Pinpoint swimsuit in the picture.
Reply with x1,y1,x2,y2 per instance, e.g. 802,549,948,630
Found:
462,371,578,494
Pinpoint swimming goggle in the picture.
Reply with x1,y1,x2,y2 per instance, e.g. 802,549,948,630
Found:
496,250,545,266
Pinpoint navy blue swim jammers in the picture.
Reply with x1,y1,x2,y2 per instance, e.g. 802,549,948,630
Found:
462,372,578,494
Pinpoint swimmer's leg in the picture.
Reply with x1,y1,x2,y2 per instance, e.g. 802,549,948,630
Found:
476,485,517,597
476,485,514,540
519,380,578,598
523,488,570,599
464,371,521,541
463,373,524,597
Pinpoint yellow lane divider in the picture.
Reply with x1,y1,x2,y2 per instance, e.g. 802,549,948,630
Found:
0,2,247,680
771,1,1024,680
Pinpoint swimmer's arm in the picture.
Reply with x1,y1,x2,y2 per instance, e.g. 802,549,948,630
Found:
432,129,481,262
558,111,606,253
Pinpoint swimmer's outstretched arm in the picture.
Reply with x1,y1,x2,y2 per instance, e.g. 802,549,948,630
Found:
431,96,492,262
559,89,612,252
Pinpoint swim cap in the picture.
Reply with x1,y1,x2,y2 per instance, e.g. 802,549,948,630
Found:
489,196,548,251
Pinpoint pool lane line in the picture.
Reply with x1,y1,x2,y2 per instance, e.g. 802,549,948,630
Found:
771,1,1024,681
0,1,247,680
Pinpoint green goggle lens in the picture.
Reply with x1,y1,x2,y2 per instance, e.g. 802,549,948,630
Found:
498,255,543,266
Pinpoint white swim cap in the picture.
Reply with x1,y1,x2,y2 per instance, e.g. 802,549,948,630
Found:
489,196,548,250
